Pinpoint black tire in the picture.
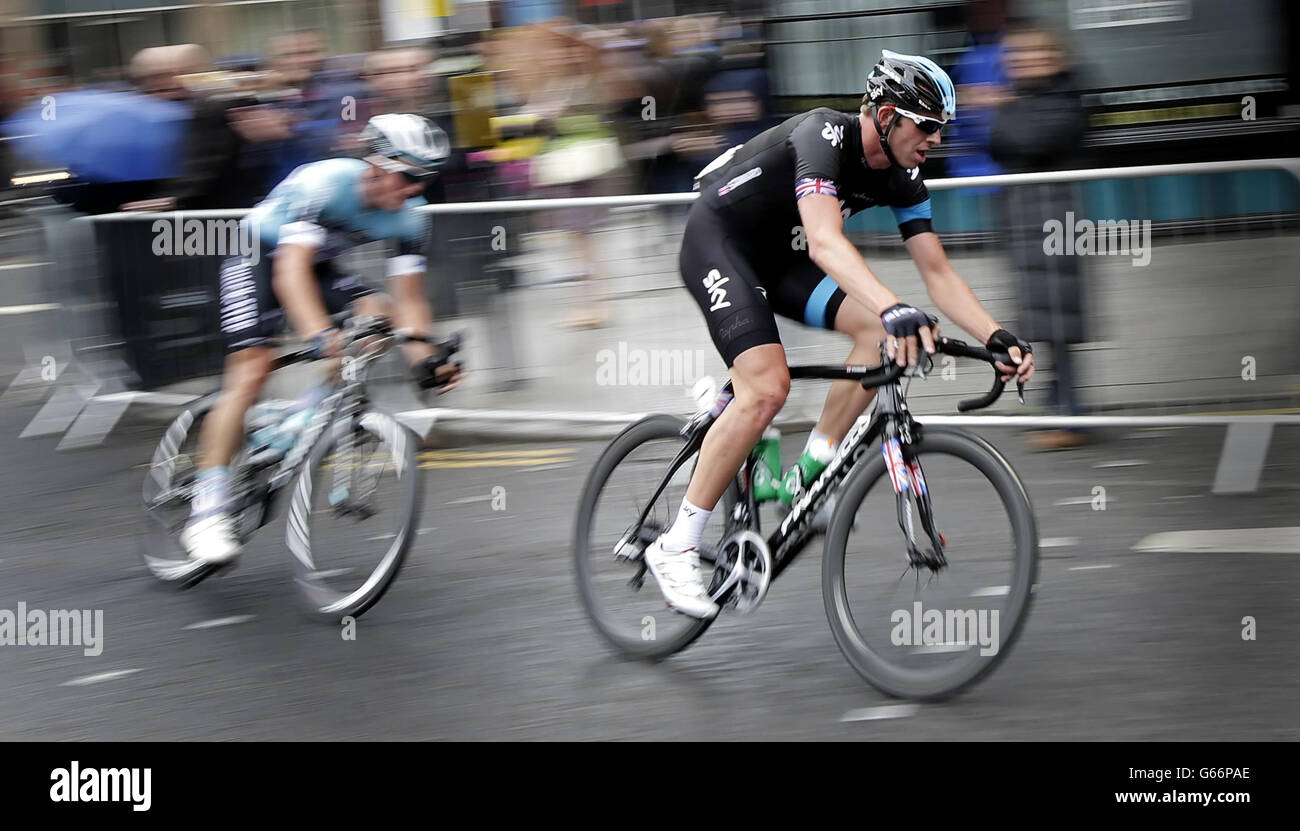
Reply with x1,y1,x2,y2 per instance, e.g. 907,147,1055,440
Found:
140,391,225,586
822,426,1038,700
574,414,739,660
287,407,422,621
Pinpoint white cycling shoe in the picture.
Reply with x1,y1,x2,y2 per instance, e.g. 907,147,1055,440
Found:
180,514,242,565
643,538,719,620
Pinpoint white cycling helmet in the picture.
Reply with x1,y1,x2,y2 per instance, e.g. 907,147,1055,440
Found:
361,113,450,178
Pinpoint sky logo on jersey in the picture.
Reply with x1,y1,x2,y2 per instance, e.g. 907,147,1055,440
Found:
821,121,845,147
717,166,762,196
795,178,838,200
703,269,731,312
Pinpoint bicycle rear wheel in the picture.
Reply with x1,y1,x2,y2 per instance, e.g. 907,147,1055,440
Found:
573,414,739,660
822,426,1038,700
288,407,422,621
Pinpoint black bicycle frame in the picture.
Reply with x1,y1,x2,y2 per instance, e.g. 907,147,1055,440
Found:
627,361,904,576
631,337,1017,585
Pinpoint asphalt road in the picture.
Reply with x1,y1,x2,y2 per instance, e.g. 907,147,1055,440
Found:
0,385,1297,741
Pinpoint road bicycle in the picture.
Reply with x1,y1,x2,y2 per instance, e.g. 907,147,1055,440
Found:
574,337,1038,699
141,315,458,621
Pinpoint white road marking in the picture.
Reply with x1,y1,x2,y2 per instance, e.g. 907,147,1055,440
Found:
1134,527,1300,554
0,262,51,271
1040,537,1079,548
840,704,919,722
970,585,1010,597
0,302,60,314
183,615,255,630
446,494,492,505
1069,564,1114,571
60,669,143,687
1054,496,1117,506
1093,459,1147,468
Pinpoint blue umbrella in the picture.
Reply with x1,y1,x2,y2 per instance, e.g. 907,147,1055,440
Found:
2,88,191,182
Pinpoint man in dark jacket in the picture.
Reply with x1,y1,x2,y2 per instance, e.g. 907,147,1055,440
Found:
990,22,1090,450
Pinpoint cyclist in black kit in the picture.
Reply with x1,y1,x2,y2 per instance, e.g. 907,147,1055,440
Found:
645,50,1037,618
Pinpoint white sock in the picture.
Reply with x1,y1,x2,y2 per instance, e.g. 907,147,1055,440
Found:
191,467,230,519
661,498,712,551
804,429,837,464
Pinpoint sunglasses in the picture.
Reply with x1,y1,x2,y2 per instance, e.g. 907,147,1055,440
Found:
893,106,947,134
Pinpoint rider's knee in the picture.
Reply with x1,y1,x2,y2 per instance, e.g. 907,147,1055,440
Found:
749,374,790,422
224,350,273,404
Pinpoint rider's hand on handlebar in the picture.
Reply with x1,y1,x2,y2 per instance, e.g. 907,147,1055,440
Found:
986,328,1035,384
308,327,345,360
412,337,465,394
881,303,940,368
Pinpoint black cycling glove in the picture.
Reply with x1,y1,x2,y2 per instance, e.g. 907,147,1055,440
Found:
985,328,1033,360
411,336,462,391
880,303,938,338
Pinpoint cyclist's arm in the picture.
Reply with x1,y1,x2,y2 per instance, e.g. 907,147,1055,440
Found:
386,256,435,363
799,194,901,316
272,241,335,342
906,231,1033,379
905,231,1001,344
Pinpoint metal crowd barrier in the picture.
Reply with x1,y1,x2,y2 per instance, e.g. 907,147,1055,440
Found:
24,158,1300,490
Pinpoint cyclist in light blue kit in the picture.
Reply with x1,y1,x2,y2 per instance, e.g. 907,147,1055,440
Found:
182,114,462,564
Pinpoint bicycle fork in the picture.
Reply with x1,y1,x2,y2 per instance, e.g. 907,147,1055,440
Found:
879,387,947,571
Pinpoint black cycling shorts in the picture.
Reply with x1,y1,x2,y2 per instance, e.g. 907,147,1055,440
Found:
218,254,377,353
679,203,848,367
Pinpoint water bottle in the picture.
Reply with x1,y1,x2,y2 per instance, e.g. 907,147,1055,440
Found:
246,401,292,454
750,426,782,502
271,407,314,453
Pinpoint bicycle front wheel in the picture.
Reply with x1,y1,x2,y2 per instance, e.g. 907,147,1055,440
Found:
288,408,422,621
822,426,1038,700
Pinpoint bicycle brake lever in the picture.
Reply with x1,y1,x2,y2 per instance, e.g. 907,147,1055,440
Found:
1016,380,1025,405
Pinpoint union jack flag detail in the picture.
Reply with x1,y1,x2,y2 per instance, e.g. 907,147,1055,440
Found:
882,438,910,494
795,177,838,200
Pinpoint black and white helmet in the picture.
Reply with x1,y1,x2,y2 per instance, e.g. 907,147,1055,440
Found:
864,50,957,122
361,113,450,177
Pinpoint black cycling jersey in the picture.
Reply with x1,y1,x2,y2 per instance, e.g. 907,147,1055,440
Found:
681,108,937,366
693,107,934,246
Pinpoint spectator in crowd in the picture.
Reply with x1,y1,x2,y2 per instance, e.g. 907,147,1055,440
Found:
512,22,628,328
949,0,1011,181
262,30,359,181
989,20,1091,450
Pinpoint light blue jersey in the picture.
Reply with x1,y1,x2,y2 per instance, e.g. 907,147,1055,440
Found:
244,158,430,276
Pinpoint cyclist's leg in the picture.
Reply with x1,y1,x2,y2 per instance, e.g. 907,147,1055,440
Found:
182,257,281,561
199,256,282,471
680,207,790,515
195,346,276,473
646,207,788,617
822,295,888,442
765,264,885,444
